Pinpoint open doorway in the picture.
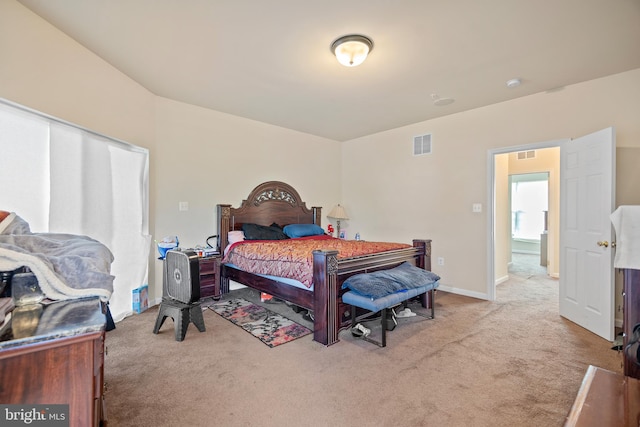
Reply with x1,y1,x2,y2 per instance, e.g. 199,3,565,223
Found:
510,173,549,276
488,128,616,340
488,143,561,301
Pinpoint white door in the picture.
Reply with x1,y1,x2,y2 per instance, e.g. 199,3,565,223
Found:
559,127,615,341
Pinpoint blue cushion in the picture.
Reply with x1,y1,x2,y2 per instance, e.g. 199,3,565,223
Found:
283,223,325,238
343,286,432,312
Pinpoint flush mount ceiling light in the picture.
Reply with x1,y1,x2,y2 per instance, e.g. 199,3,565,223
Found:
331,34,373,67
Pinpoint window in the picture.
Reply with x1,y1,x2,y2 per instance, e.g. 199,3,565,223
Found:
0,99,150,321
510,174,548,241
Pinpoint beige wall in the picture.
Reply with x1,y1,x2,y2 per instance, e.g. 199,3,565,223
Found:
0,1,155,148
343,69,640,299
152,98,341,300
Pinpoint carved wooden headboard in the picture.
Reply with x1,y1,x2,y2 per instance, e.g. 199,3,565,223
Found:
216,181,321,253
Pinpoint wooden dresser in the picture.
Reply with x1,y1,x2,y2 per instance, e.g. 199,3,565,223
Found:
0,297,106,427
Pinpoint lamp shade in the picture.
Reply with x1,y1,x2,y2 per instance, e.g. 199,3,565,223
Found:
328,204,349,220
331,35,373,67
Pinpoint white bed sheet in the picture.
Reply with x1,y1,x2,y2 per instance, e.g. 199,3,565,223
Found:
225,263,314,291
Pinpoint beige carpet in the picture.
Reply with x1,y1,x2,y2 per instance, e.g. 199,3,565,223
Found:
103,255,622,426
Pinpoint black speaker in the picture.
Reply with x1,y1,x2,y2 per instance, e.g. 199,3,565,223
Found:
163,250,200,304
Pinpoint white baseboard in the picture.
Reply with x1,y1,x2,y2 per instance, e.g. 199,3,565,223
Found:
495,275,510,285
437,284,488,301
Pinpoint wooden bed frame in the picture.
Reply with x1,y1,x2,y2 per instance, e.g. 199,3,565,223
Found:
216,181,432,346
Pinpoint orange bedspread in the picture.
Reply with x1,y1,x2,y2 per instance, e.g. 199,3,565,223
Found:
224,235,411,288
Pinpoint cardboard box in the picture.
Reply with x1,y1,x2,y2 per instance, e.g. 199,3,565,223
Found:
132,285,149,314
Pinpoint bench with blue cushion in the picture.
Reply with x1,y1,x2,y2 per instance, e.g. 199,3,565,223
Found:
341,262,440,347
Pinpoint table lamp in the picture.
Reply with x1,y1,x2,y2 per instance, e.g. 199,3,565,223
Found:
328,204,349,238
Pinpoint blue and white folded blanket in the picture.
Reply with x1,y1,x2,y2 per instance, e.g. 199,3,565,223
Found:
0,213,114,302
342,261,440,300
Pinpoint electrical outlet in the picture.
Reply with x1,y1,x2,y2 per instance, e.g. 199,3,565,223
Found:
437,257,445,266
472,203,482,213
179,201,188,211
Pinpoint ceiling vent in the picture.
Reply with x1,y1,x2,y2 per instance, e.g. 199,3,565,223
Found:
413,133,432,156
516,150,536,160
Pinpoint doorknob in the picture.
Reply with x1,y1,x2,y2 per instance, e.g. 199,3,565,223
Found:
597,241,609,248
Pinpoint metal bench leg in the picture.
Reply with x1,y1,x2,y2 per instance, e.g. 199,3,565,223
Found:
380,307,387,347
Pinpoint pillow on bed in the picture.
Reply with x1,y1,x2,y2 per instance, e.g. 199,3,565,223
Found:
228,230,245,244
242,223,289,240
283,223,325,238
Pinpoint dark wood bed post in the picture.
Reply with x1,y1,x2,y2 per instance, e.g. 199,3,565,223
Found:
217,204,231,253
413,239,433,310
312,250,340,346
217,204,231,294
412,239,432,270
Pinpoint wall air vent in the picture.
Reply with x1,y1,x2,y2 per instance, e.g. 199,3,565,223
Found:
413,133,432,156
516,150,536,160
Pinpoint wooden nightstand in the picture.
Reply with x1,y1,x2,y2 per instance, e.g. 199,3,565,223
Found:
198,255,222,300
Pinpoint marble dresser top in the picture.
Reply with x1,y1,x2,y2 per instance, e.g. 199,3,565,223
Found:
0,296,105,350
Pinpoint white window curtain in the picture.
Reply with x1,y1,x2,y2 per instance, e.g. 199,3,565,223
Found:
0,99,150,322
0,102,50,231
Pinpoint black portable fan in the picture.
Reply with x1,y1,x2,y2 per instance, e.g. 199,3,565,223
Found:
163,250,200,303
154,249,205,341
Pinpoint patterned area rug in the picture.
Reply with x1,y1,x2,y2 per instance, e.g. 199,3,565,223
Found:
209,298,312,347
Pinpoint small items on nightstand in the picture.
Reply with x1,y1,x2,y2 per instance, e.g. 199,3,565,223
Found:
328,204,349,239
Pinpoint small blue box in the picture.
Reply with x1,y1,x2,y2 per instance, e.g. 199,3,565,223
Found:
132,285,149,314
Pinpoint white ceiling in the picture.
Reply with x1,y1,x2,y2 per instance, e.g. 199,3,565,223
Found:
17,0,640,141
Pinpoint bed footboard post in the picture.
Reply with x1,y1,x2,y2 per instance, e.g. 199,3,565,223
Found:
413,239,433,309
217,204,231,253
413,239,432,271
312,249,340,346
